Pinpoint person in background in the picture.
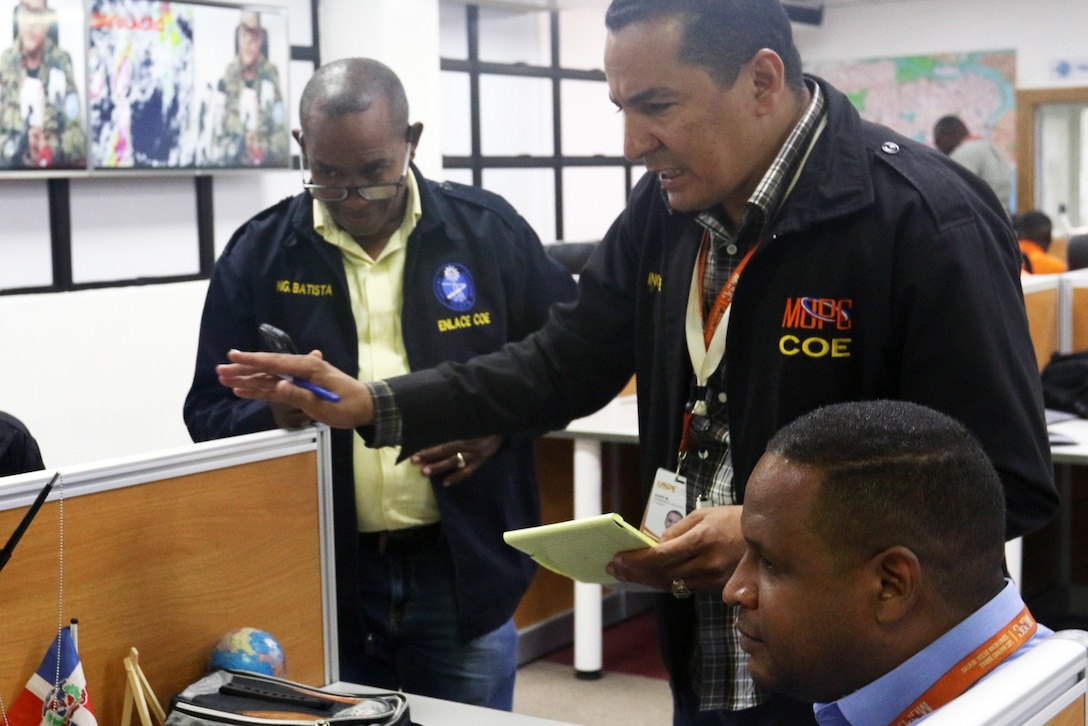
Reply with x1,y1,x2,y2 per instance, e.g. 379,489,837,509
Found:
184,58,577,709
216,2,1056,723
933,114,1013,214
212,10,287,167
724,399,1052,724
0,0,84,168
0,410,44,475
1015,209,1068,274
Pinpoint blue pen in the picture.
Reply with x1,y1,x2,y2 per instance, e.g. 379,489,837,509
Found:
279,374,341,403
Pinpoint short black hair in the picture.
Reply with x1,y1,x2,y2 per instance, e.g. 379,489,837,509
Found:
1014,210,1053,249
933,114,969,153
766,400,1006,606
299,58,409,134
604,0,803,94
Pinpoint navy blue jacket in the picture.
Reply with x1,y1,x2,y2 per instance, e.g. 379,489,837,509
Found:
377,80,1057,688
184,169,578,653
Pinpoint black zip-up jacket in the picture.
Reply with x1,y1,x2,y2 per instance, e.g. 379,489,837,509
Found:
379,78,1057,688
184,169,578,656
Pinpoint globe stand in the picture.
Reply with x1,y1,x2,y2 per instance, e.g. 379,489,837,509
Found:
121,647,166,726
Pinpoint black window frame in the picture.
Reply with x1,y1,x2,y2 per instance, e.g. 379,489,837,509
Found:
440,4,635,241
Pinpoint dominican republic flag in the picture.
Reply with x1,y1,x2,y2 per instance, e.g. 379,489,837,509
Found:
6,626,98,726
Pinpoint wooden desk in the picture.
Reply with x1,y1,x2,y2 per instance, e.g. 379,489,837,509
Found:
546,395,639,677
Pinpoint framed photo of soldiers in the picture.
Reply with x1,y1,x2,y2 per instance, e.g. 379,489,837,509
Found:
87,1,290,170
0,0,87,171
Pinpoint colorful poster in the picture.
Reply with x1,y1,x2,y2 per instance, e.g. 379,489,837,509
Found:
806,50,1016,160
88,1,289,169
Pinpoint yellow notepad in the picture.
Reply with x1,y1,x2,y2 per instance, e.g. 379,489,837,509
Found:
503,513,656,584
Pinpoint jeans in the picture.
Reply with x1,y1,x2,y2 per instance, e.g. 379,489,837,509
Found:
341,532,518,710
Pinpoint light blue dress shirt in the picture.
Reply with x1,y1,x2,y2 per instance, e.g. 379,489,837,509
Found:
814,581,1053,726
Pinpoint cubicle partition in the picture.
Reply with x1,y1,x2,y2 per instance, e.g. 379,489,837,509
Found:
0,427,337,725
1023,272,1063,371
1059,268,1088,354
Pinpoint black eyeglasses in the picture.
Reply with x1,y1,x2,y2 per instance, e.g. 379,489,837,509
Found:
302,146,411,202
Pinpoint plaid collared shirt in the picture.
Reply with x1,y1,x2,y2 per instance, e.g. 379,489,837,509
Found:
683,80,826,712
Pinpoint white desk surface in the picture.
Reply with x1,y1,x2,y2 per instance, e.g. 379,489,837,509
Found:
548,394,639,444
1049,416,1088,464
328,682,580,725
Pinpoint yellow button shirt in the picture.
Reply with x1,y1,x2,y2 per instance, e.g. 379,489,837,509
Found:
313,173,440,532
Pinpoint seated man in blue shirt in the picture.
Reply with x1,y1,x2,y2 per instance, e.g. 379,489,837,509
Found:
724,399,1051,725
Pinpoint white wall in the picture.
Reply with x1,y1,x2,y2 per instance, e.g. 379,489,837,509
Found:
0,282,208,469
794,0,1088,90
5,0,1088,470
320,0,443,175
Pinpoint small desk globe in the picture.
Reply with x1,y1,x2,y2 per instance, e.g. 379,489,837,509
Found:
209,627,287,677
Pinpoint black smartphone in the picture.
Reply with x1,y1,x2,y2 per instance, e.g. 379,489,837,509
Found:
255,323,341,403
258,323,299,354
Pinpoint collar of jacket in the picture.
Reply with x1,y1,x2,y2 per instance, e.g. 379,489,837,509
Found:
767,75,876,238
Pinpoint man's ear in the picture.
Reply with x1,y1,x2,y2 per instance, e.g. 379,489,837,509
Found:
408,122,424,156
870,545,922,625
748,49,786,112
292,129,307,167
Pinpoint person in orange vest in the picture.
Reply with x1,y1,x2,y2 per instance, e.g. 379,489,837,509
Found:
1015,210,1067,274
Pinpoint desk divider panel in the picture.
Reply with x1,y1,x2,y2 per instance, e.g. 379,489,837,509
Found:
1023,274,1063,371
1058,268,1088,354
0,427,337,725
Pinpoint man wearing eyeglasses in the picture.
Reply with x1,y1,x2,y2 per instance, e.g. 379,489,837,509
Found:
183,58,577,709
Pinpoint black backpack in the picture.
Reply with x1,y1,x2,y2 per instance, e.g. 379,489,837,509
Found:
1041,351,1088,418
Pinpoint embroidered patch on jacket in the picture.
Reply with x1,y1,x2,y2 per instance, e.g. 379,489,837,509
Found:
433,263,476,312
778,296,854,359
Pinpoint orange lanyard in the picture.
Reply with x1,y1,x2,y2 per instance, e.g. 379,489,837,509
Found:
890,606,1037,726
695,230,758,348
679,231,758,458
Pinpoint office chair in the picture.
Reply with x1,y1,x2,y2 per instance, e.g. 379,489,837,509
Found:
1067,234,1088,271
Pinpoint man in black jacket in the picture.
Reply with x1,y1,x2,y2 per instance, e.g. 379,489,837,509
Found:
216,3,1056,723
184,58,576,710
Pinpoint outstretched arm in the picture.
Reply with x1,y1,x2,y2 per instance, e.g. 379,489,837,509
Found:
218,349,376,429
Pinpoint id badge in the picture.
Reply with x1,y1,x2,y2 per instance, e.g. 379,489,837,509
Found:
640,468,687,542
